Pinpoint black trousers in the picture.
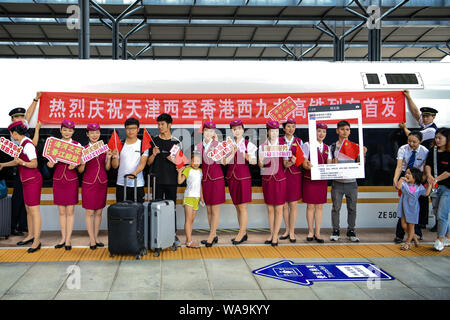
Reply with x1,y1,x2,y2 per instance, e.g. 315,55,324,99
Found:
11,174,27,232
155,183,178,232
115,185,145,203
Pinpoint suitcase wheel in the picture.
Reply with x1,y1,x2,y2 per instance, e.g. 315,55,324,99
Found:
4,236,8,240
142,249,148,256
172,244,177,251
136,254,141,260
154,249,160,257
110,253,115,258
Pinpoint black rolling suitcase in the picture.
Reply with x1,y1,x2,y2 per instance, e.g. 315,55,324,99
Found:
0,195,11,240
107,174,147,260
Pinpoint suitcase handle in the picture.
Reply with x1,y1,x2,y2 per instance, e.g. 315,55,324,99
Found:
123,174,138,202
147,174,156,201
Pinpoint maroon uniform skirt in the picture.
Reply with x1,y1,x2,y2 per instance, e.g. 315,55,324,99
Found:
302,176,328,204
82,181,107,210
202,178,225,205
285,170,302,202
228,177,252,205
53,178,79,206
22,175,43,207
262,178,286,206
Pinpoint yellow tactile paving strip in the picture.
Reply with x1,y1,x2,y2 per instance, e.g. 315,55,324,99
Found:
0,244,448,263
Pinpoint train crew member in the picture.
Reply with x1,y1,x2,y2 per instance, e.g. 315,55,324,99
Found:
47,120,81,251
396,168,432,250
329,120,367,243
223,119,257,245
195,121,225,247
258,120,287,247
8,92,41,237
302,122,331,243
392,131,427,243
279,118,306,242
147,113,182,247
0,122,43,253
112,117,149,204
177,152,204,249
78,123,112,250
425,128,450,252
400,90,439,230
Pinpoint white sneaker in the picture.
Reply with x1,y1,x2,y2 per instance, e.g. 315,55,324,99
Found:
433,239,444,251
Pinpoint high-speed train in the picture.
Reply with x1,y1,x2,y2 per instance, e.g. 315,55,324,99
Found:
0,59,449,231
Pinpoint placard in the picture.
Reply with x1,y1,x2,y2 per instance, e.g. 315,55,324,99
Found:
308,103,365,180
170,144,180,157
43,137,83,166
262,144,292,158
268,96,297,122
81,141,109,163
0,137,22,158
207,137,234,161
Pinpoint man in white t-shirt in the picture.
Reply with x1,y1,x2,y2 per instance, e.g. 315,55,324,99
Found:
111,118,149,203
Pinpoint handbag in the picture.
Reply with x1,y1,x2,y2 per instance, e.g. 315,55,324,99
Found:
0,179,7,199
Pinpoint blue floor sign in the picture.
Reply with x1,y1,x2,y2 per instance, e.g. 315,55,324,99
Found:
252,260,395,286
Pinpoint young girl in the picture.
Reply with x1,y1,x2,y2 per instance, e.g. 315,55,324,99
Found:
302,122,331,243
258,120,287,246
280,118,304,243
78,123,112,250
47,120,81,251
0,122,43,253
397,167,432,250
223,119,257,245
195,121,225,247
393,131,428,243
424,127,449,251
178,152,203,249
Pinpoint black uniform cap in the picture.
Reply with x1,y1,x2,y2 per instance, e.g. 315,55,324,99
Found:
9,107,26,117
420,107,438,116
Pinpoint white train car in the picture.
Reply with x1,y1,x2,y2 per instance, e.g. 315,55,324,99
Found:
0,59,449,231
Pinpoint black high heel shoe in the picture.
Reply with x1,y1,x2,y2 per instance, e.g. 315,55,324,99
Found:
17,238,34,246
232,234,248,245
279,234,289,240
96,242,105,247
264,240,272,245
65,244,72,250
55,242,65,249
90,244,97,250
271,241,278,247
205,236,219,247
27,243,41,253
314,236,324,243
306,237,314,242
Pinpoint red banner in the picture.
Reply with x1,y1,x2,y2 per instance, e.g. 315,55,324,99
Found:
38,91,405,125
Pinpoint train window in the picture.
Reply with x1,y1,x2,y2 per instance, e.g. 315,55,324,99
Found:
385,73,419,85
361,72,423,89
365,73,380,84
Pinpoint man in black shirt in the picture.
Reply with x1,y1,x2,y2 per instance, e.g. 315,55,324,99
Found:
147,113,182,246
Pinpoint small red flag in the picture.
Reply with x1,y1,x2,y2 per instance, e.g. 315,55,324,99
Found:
142,129,152,153
107,129,123,154
175,149,189,169
339,139,359,160
295,141,305,167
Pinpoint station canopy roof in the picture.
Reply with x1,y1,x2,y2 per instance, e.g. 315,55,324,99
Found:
0,0,449,60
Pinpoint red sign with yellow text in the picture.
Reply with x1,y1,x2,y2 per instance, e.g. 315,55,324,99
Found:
38,91,405,125
43,137,83,166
